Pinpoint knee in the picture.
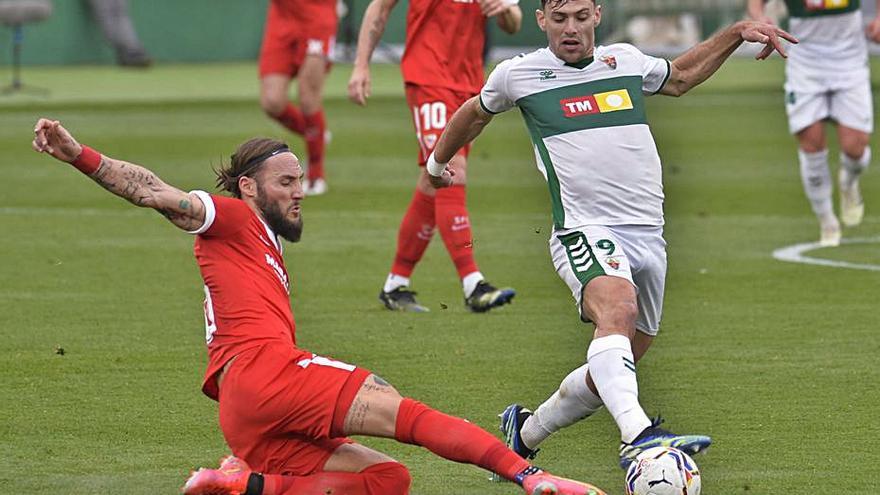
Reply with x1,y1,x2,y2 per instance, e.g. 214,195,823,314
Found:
840,134,870,160
448,159,467,185
365,462,411,495
609,300,638,328
796,123,826,153
260,92,288,117
798,140,826,154
298,81,324,114
298,92,322,115
589,299,638,335
416,172,437,194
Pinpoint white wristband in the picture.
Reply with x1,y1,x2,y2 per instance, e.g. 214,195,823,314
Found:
426,152,447,177
503,0,519,6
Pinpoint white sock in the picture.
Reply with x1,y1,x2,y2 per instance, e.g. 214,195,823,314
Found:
520,363,604,450
462,271,484,298
840,147,871,189
798,149,833,218
383,273,410,293
586,334,651,443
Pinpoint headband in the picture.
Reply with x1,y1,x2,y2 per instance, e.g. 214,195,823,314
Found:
235,145,291,177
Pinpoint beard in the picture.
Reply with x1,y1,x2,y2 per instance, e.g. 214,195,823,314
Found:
256,192,303,243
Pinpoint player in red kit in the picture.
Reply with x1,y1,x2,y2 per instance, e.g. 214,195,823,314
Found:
349,0,523,313
32,118,607,495
259,0,337,196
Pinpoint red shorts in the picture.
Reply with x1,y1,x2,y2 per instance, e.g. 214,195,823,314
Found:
218,344,371,475
259,12,335,77
405,84,474,166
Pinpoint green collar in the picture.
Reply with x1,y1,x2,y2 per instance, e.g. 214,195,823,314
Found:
564,56,594,69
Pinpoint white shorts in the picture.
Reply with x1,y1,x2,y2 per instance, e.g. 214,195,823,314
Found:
549,224,667,336
785,67,873,135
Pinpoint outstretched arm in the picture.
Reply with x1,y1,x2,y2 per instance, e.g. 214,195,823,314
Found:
426,96,495,188
347,0,399,106
660,21,797,97
32,118,207,232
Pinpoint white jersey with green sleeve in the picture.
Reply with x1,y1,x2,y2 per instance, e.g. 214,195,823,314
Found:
480,44,671,230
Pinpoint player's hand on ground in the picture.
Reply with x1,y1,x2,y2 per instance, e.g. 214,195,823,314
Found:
348,65,372,106
478,0,509,17
739,21,797,60
32,118,82,163
866,16,880,43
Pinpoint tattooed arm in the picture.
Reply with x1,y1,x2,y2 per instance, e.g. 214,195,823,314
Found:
32,118,207,232
88,156,206,231
347,0,399,106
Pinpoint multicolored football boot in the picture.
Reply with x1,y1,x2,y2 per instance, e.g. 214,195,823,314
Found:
619,417,711,470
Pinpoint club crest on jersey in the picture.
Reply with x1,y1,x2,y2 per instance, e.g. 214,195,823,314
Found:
600,55,617,70
539,69,557,81
605,257,621,270
560,89,633,117
422,134,437,149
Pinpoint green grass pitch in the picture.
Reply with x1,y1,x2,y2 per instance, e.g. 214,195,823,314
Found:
1,59,879,493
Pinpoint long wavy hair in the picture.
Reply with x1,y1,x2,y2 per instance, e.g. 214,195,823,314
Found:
215,138,288,198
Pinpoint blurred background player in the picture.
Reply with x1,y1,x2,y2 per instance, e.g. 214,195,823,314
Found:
259,0,337,196
32,118,607,495
748,0,880,246
424,0,795,470
87,0,151,67
348,0,523,313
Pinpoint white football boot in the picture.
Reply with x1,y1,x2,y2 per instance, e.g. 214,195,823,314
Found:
819,214,841,247
306,178,328,196
839,168,864,227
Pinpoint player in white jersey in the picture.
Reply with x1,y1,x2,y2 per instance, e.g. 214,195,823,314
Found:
424,0,796,469
749,0,880,245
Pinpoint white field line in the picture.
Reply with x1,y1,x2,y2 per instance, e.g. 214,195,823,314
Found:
772,237,880,272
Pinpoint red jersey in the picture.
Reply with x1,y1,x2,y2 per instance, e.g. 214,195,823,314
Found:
191,192,300,400
269,0,338,39
401,0,487,94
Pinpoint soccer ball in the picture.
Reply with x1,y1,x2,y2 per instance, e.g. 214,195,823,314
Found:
624,447,701,495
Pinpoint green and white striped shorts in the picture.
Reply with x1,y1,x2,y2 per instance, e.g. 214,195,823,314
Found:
549,224,667,336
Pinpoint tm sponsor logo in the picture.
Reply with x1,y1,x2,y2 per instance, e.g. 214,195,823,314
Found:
560,89,633,117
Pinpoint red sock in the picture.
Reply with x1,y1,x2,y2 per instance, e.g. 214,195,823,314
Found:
390,190,435,278
435,186,478,278
394,398,530,482
262,462,410,495
272,103,306,135
304,111,326,181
